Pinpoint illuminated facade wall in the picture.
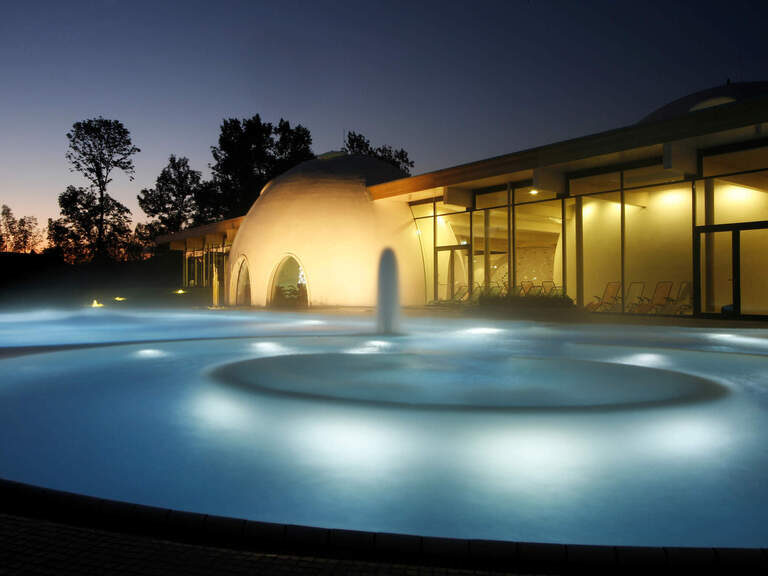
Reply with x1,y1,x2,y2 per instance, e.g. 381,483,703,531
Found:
408,144,768,316
172,137,768,317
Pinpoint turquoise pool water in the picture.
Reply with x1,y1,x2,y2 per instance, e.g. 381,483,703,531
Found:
0,309,766,547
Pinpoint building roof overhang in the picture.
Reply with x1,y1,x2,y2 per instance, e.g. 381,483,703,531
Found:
155,216,245,249
368,95,768,200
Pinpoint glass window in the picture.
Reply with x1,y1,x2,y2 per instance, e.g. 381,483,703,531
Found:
700,231,732,314
695,179,707,226
703,145,768,177
623,164,682,188
437,212,470,246
472,208,509,293
740,229,768,315
564,198,577,301
437,248,470,301
569,172,620,196
514,201,563,295
582,192,621,311
486,207,509,292
515,185,555,204
475,189,508,209
472,211,485,289
410,201,434,218
624,183,692,315
415,218,435,302
235,258,251,306
710,170,768,224
271,256,308,308
435,201,468,215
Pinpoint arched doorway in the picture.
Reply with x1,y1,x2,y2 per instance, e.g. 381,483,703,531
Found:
235,258,251,306
271,256,308,308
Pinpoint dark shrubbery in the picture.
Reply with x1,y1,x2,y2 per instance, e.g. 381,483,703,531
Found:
0,250,199,309
471,290,587,321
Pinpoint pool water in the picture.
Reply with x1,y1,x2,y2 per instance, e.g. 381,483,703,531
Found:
0,308,767,547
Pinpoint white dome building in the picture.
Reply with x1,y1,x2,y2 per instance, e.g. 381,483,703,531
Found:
227,154,426,307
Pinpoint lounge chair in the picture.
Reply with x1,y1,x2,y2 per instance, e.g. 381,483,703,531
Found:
520,280,533,296
527,285,543,296
453,284,470,301
487,282,504,297
622,281,645,312
633,281,673,314
541,280,555,296
661,281,692,315
586,281,620,312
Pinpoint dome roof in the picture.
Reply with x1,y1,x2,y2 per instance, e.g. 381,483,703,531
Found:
639,81,768,124
227,152,424,307
268,153,406,189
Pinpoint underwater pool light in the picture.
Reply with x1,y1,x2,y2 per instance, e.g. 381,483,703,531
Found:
134,349,168,359
462,327,504,335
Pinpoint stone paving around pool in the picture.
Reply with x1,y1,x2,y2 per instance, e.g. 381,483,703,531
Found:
0,513,531,576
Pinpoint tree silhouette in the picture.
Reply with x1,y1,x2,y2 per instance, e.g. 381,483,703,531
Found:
138,155,201,234
197,115,314,222
47,186,132,263
65,117,140,257
342,131,414,175
1,205,42,253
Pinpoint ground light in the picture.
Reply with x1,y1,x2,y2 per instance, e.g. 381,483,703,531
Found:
90,299,104,308
174,289,187,294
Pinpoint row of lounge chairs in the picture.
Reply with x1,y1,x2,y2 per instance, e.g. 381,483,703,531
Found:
587,281,692,315
447,280,564,302
514,280,563,297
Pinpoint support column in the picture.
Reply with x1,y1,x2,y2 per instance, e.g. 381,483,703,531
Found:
575,196,584,307
433,201,438,302
620,172,626,313
561,197,567,297
183,239,188,288
705,179,715,312
484,209,491,289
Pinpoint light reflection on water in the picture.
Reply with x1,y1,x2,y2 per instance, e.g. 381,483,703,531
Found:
0,308,767,548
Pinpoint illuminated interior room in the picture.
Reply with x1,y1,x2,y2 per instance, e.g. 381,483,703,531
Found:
159,82,768,318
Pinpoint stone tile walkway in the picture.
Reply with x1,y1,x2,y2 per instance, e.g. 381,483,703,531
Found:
0,514,532,576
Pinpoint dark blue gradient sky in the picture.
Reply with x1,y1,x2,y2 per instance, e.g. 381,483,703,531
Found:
2,0,767,226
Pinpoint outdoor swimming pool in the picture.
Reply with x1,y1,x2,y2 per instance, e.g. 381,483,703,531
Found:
0,308,766,548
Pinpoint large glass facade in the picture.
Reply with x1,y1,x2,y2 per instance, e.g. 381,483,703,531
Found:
515,200,562,294
406,144,768,315
582,192,621,311
699,231,732,314
624,183,692,314
740,229,768,315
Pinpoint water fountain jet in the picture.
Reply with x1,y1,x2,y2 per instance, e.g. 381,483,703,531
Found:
377,248,399,334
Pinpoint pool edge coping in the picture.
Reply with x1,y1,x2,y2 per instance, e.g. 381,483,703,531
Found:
1,477,766,574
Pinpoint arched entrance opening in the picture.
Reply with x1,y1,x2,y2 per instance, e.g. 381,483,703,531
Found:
235,258,251,306
271,256,308,308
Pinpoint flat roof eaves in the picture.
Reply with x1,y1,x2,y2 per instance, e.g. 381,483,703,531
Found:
368,95,768,199
155,216,245,246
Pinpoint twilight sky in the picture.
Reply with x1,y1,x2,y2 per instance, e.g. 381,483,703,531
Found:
1,0,767,228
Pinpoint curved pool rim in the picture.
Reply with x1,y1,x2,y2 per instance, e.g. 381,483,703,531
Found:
2,477,766,573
